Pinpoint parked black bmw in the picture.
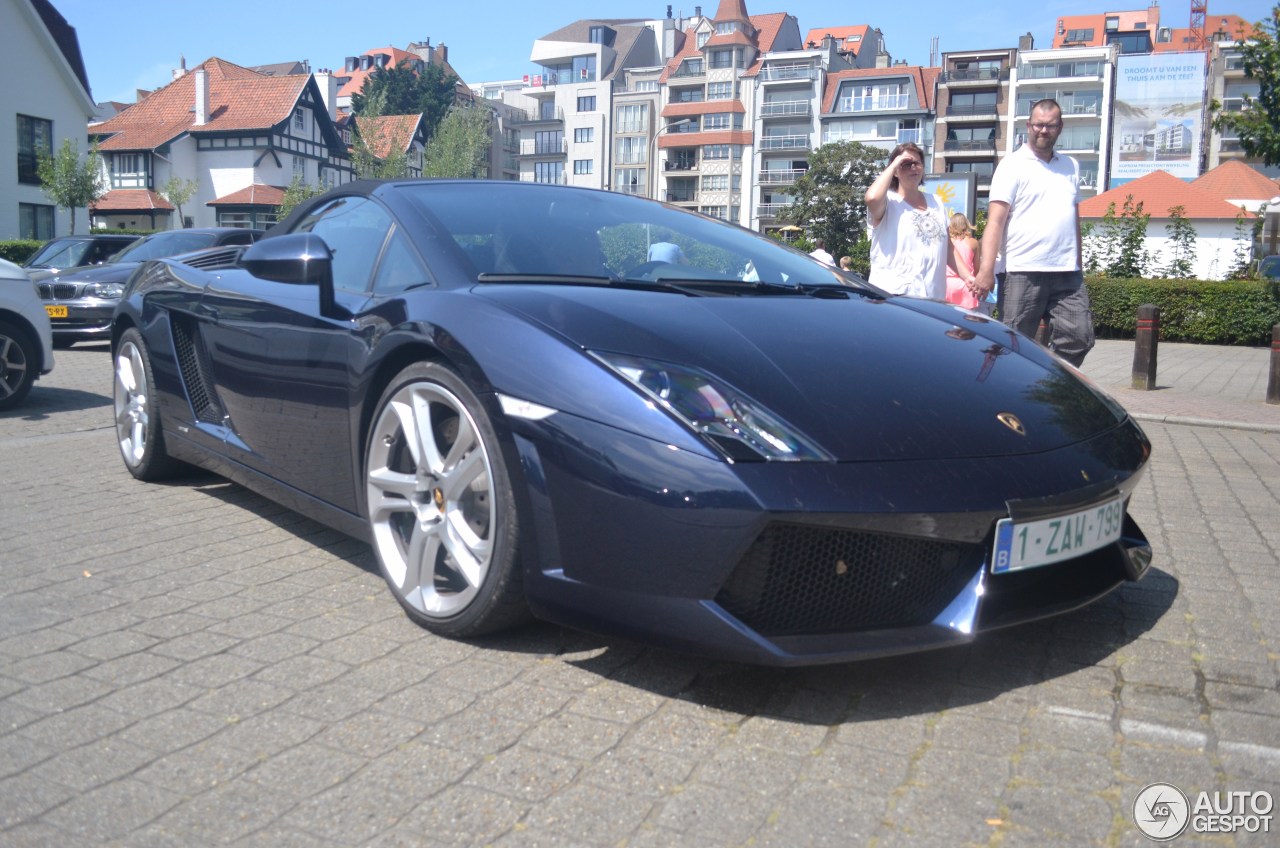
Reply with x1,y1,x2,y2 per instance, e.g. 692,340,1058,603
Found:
110,180,1152,666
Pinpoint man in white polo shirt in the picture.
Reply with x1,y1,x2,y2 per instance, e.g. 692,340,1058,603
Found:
976,98,1094,366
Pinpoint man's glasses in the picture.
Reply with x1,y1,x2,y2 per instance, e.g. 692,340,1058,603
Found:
1029,122,1062,132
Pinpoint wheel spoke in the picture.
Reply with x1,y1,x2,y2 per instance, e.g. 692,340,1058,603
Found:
366,467,421,519
387,399,421,467
442,517,488,589
411,390,447,474
116,349,139,394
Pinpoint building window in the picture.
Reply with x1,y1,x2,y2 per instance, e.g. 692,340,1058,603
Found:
616,136,647,164
708,50,736,70
614,167,645,194
1063,28,1095,42
573,159,593,175
696,31,710,48
534,161,564,183
17,115,53,185
19,203,55,240
707,81,734,100
703,144,731,160
702,174,728,191
615,104,648,134
574,127,594,143
589,26,604,44
534,130,563,154
293,156,306,181
294,108,305,130
699,206,727,219
704,113,743,131
577,95,596,112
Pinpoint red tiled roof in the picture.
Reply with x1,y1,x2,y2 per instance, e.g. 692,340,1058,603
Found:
336,47,419,98
742,13,789,77
659,27,703,84
713,0,751,25
354,114,423,159
207,184,286,207
804,25,870,51
821,66,935,113
90,189,175,212
1192,160,1280,202
1079,169,1255,220
93,57,307,152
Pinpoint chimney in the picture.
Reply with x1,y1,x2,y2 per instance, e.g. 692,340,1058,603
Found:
314,71,338,121
172,55,187,81
1018,32,1035,50
437,42,447,64
193,68,209,126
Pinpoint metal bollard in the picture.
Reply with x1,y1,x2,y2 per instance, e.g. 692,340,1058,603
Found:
1132,304,1160,391
1269,324,1280,405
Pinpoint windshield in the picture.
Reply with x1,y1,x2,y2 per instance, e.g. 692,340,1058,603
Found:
25,239,91,269
401,183,862,290
115,232,217,262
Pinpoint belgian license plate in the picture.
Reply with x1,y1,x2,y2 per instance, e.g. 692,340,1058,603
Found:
45,305,67,318
991,496,1126,574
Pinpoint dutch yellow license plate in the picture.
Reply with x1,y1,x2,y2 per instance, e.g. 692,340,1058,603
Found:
45,305,67,318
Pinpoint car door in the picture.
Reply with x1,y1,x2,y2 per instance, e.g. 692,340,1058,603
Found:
197,197,393,513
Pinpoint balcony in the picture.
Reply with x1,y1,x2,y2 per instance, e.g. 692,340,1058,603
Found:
760,100,811,118
666,190,698,203
517,139,567,157
756,202,793,218
1078,170,1098,190
758,135,810,151
760,64,818,82
941,67,1009,83
1017,62,1104,81
672,61,705,78
507,106,565,124
518,173,568,184
614,182,648,196
836,93,910,113
943,139,997,153
945,103,999,119
758,168,806,186
615,121,649,135
664,157,699,172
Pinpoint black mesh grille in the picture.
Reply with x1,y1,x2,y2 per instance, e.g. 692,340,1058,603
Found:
714,524,984,636
170,317,222,424
41,283,78,299
180,246,246,270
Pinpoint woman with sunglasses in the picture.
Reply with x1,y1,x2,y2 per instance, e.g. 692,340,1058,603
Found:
865,142,974,300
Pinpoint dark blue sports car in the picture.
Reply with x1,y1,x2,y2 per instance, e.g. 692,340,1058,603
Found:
111,180,1152,666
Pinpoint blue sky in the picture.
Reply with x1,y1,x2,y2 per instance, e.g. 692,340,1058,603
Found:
60,0,1273,105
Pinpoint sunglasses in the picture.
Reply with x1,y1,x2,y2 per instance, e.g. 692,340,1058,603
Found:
899,161,923,171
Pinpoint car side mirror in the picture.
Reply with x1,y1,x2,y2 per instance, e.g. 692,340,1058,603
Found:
240,233,342,318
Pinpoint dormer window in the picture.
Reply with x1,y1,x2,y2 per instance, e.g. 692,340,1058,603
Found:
697,31,710,48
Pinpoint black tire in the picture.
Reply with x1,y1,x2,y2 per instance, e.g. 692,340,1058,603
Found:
364,361,528,637
0,319,38,411
113,328,183,480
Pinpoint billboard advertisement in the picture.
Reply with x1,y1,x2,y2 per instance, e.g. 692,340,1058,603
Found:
1109,52,1207,189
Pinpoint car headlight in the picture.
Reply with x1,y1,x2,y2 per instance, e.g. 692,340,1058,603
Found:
84,282,126,299
591,352,829,462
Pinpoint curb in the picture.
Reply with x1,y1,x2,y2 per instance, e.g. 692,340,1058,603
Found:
1130,411,1280,434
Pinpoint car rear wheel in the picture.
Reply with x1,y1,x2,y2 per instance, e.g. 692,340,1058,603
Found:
365,362,527,637
114,328,182,480
0,319,37,411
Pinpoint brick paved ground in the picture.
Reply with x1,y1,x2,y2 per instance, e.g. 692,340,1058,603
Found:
1,343,1277,847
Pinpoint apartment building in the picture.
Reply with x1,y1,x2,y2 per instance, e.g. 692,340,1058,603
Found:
932,45,1022,215
1206,37,1274,176
1007,44,1116,196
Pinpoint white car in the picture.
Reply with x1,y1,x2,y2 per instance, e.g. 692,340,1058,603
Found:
0,257,54,410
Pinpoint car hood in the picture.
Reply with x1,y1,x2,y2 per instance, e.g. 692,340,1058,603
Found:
474,285,1131,462
42,262,140,286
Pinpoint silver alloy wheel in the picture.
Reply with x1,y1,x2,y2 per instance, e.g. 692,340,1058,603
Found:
0,331,31,404
366,380,496,618
114,338,150,467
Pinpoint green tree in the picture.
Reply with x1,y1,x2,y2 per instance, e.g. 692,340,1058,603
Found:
1211,6,1280,166
778,141,884,258
35,138,106,234
422,105,492,178
277,176,326,220
159,176,198,228
351,61,458,136
1163,205,1198,278
1087,195,1150,278
1227,206,1260,279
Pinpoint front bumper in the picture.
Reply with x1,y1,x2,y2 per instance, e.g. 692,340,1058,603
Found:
510,409,1152,666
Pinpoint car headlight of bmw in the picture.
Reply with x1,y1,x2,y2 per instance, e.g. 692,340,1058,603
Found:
592,352,830,462
84,282,126,299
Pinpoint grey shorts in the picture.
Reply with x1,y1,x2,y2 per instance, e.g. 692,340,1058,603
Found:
1002,270,1095,367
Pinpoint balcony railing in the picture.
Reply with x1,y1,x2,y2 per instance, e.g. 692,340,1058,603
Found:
508,107,565,124
760,100,811,117
664,158,699,171
758,135,810,151
756,202,793,218
897,128,922,144
1078,170,1098,189
943,139,997,152
837,93,910,112
946,103,998,117
518,139,567,156
614,182,648,195
615,121,649,134
673,61,705,77
760,65,818,82
941,67,1009,82
757,169,806,186
519,173,568,184
1017,63,1103,80
666,191,697,203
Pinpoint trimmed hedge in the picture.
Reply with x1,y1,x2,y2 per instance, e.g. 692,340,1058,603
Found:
1087,276,1280,346
0,240,43,264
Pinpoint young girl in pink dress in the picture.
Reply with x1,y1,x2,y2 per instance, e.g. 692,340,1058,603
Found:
945,213,985,312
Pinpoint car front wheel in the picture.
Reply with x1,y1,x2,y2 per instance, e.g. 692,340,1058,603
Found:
0,320,37,411
114,328,182,480
365,362,527,636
